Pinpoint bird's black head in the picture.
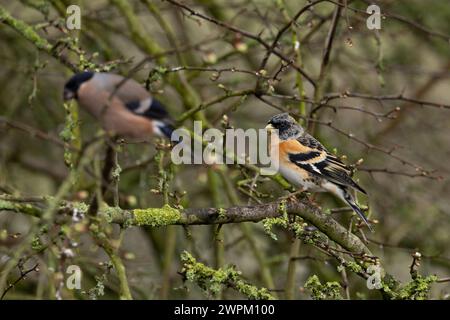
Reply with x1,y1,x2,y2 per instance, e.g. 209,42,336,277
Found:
266,113,304,140
63,71,94,100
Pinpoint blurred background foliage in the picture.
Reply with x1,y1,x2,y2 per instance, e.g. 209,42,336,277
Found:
0,0,449,299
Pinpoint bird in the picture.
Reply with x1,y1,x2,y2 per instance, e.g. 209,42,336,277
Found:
63,71,175,142
266,113,373,231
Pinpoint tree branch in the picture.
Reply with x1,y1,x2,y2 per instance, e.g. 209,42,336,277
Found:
0,197,372,257
0,5,78,72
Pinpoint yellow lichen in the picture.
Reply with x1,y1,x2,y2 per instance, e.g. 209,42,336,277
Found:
133,204,181,227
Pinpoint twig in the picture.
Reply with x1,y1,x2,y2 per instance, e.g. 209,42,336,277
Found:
0,116,72,150
1,263,39,300
324,92,450,110
259,0,326,70
165,0,316,87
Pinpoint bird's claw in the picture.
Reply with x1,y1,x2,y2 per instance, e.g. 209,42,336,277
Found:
279,189,306,202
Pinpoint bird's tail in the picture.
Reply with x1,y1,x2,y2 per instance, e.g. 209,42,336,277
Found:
161,123,175,140
154,120,176,140
342,188,373,232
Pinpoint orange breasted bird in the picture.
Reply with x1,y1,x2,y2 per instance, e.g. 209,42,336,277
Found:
266,113,372,231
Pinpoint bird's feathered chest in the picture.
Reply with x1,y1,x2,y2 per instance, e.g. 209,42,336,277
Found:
76,82,155,140
269,132,365,194
269,135,325,191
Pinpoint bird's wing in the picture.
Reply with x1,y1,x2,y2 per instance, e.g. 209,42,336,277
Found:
125,98,172,122
90,73,176,138
93,73,174,121
125,98,175,138
286,134,366,194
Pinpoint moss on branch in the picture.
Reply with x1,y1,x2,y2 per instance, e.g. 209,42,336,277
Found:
1,196,441,299
133,204,181,227
180,251,274,300
304,275,343,300
0,5,78,72
0,5,52,51
389,275,438,300
0,199,43,218
0,197,371,256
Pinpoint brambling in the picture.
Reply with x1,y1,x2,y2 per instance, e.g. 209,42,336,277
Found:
266,113,372,231
63,72,175,142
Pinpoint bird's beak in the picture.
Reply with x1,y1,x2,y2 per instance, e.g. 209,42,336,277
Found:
265,123,275,131
63,88,75,101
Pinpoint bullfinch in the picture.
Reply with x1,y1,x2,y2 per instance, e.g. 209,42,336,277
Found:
63,71,175,142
